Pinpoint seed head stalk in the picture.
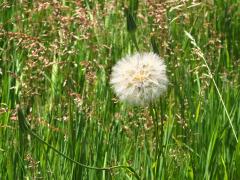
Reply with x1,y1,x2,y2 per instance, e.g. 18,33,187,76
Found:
149,101,164,179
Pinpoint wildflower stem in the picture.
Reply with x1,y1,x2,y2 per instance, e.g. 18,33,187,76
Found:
149,102,162,179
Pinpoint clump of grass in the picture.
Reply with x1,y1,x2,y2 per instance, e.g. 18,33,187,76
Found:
0,0,240,179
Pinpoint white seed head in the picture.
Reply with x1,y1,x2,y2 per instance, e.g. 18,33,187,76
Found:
110,52,168,105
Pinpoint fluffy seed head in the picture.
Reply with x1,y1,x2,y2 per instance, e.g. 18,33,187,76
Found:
110,52,168,105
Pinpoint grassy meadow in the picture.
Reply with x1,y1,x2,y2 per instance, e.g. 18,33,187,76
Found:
1,0,240,179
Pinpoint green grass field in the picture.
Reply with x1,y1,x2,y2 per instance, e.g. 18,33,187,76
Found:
1,0,240,179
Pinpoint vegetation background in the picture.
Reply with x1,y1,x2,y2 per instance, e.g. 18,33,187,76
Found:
1,0,240,179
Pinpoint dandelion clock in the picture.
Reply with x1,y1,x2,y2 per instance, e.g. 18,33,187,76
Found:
110,52,168,105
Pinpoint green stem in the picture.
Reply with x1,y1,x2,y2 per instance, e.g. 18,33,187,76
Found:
149,103,158,178
149,102,164,179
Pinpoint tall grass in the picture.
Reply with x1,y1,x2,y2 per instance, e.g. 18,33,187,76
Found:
0,0,240,179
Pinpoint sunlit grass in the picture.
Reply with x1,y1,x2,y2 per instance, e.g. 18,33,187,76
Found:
0,0,240,179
